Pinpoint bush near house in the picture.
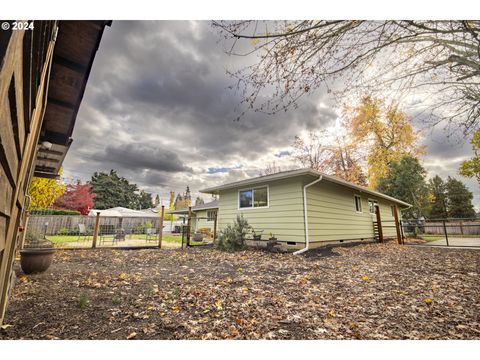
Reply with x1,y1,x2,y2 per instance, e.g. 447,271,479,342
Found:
215,215,252,252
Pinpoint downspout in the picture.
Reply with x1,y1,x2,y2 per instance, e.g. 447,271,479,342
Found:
294,175,323,255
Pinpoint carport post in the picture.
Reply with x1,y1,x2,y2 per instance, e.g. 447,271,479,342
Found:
393,205,402,245
443,220,450,247
375,205,384,243
92,211,100,249
158,205,164,249
213,210,218,242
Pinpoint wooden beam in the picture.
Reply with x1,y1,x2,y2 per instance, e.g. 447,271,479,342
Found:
375,205,384,243
37,148,63,156
393,205,402,245
47,96,76,110
52,54,87,73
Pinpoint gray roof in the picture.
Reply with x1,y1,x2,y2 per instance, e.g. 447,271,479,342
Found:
168,200,219,215
88,207,160,217
200,168,411,208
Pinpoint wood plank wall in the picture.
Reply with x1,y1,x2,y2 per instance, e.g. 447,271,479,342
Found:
0,21,56,324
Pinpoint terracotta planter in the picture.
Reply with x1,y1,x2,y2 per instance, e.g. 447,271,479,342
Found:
20,248,55,274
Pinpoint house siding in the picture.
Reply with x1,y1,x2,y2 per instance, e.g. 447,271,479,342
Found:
217,178,306,243
304,179,398,242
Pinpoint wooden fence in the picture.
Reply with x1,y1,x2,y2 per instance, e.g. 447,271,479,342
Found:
423,221,480,235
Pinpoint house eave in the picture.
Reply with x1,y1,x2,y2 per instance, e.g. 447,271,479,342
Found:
200,168,411,208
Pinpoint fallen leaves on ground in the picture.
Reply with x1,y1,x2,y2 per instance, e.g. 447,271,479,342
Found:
1,240,479,340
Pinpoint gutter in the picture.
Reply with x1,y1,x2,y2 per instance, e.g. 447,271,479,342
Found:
294,175,323,255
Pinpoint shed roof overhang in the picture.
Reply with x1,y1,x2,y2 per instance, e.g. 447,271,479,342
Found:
34,20,111,178
168,200,219,215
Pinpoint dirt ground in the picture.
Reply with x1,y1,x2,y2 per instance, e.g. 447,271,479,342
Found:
1,241,479,340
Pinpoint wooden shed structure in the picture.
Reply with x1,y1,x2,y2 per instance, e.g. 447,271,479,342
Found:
0,20,110,323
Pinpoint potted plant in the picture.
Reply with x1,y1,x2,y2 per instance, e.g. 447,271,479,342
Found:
20,231,55,274
268,232,277,241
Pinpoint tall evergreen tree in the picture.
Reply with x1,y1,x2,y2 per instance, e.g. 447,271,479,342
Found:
445,177,476,219
376,156,429,219
136,190,153,210
89,170,152,210
428,175,448,219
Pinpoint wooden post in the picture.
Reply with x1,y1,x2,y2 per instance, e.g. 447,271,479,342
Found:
399,219,405,243
213,210,218,242
393,205,402,245
375,205,384,243
92,212,100,249
187,206,192,247
443,220,450,247
158,205,164,249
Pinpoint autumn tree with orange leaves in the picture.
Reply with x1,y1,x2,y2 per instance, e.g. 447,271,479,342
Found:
348,97,425,189
292,131,367,186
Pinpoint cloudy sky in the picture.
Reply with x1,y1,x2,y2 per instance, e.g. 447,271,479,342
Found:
62,21,479,208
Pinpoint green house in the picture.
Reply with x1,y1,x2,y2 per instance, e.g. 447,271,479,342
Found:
200,168,410,252
169,200,218,234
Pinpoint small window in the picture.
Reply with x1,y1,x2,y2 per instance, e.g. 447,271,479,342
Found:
391,205,396,217
368,199,378,214
354,195,362,213
239,190,253,208
239,186,268,209
207,210,217,221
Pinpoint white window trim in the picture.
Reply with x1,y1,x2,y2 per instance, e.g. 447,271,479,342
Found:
354,194,363,213
368,198,378,215
237,185,270,210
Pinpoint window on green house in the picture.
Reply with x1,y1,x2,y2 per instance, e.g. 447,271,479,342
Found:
368,199,378,214
354,195,362,212
207,210,217,221
238,186,268,209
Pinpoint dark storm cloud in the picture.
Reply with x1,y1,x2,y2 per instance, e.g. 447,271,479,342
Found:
100,143,193,173
65,21,334,185
61,20,478,208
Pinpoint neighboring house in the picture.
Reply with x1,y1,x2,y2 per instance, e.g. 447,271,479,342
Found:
200,168,410,251
168,200,219,234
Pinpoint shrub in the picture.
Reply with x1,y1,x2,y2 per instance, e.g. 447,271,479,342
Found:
215,215,252,251
30,208,81,215
57,228,70,236
133,221,154,234
24,230,53,248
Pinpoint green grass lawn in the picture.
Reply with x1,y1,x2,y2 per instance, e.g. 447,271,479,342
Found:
420,234,480,241
47,234,207,246
48,234,182,244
